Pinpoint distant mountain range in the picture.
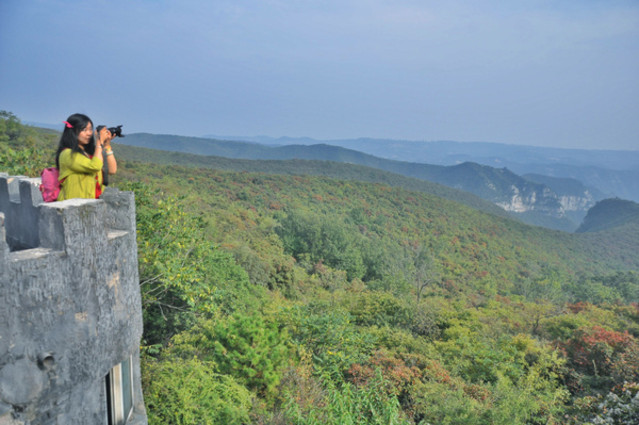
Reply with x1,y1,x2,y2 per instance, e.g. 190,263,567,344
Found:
119,133,639,232
208,135,639,200
113,143,512,219
208,135,639,171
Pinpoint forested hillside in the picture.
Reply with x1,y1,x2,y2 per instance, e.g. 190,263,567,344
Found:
113,143,511,218
3,112,639,424
576,199,639,234
231,136,639,204
118,133,602,231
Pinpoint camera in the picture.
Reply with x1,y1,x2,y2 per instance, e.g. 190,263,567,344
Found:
107,125,125,138
97,125,125,138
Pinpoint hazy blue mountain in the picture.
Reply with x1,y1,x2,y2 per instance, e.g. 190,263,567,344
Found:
413,163,588,232
205,135,639,170
513,163,639,203
207,135,639,203
120,133,599,231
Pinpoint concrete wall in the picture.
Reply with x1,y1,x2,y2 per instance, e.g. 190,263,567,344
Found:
0,174,147,425
0,175,42,251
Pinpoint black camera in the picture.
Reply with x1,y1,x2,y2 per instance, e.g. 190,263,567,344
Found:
98,124,125,138
107,125,125,138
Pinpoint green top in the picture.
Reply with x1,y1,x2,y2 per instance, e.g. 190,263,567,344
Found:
57,148,104,201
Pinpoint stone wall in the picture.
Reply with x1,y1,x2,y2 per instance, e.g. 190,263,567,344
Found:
0,174,147,424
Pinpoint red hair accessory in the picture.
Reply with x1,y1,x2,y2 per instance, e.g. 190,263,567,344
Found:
63,121,73,128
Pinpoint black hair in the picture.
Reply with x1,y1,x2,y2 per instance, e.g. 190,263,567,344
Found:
55,113,96,169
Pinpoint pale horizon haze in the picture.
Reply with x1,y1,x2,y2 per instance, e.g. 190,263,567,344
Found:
1,0,638,151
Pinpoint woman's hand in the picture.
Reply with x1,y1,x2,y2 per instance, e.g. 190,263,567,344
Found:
97,127,112,147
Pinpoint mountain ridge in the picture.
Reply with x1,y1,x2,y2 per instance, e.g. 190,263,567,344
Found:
205,135,639,169
119,133,604,231
576,198,639,233
206,135,639,204
113,143,511,219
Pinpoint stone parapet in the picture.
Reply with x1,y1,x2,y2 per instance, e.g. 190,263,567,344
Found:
0,174,147,424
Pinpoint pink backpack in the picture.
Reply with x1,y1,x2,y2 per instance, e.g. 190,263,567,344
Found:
40,167,61,202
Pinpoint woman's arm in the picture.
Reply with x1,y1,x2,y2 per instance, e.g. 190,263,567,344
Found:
101,130,118,175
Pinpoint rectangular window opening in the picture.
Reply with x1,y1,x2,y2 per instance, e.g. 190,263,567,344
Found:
105,356,134,425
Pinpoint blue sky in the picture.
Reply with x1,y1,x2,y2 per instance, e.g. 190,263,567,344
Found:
1,0,638,150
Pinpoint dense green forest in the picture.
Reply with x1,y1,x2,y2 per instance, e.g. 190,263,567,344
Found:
3,111,639,424
113,142,511,218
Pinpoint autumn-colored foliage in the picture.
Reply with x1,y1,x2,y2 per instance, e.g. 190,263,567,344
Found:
559,325,639,394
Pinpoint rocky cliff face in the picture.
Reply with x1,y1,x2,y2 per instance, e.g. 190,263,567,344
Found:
414,163,597,230
558,192,597,213
496,186,596,217
496,185,553,214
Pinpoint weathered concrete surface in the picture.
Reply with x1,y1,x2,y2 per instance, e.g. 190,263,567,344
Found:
0,175,42,251
0,175,147,424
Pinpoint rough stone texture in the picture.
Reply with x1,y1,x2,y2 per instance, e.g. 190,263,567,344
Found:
0,174,42,251
0,174,147,424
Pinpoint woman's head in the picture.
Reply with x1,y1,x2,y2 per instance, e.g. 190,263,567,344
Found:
56,113,96,167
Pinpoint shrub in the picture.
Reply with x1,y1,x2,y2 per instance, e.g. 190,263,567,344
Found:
141,356,252,425
283,369,411,425
170,312,293,401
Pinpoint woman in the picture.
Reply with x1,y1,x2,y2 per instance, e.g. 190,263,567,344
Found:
55,113,117,201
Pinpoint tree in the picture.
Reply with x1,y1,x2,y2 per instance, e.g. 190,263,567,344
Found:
170,313,292,401
412,245,441,302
